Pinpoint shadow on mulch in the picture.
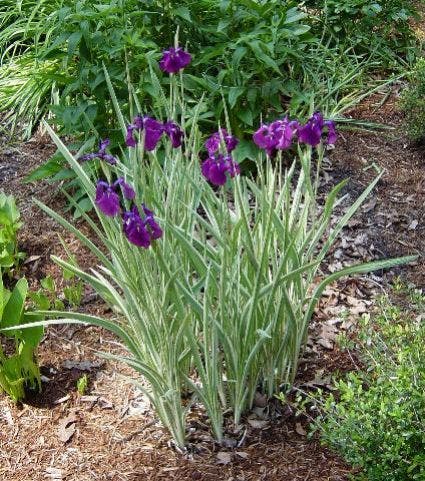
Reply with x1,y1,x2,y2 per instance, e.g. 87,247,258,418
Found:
23,365,98,409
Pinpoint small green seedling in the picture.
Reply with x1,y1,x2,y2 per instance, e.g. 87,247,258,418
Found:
76,374,88,395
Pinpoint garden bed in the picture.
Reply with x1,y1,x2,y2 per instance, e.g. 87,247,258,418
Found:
0,91,423,480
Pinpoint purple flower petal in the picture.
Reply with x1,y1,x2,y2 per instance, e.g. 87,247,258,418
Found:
142,116,164,151
80,138,117,164
95,181,120,217
201,154,240,186
325,120,338,145
126,125,137,147
253,124,277,151
114,178,136,200
159,47,192,74
275,118,298,150
163,121,184,148
80,152,98,162
122,206,151,248
98,138,110,153
142,205,163,240
298,112,325,147
126,116,165,150
205,129,239,154
208,162,228,186
205,133,221,155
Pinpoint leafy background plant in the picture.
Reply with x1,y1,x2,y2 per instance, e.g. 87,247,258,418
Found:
400,57,425,143
304,0,420,65
0,0,421,141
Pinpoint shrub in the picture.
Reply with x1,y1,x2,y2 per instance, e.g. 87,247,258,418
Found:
400,58,425,143
0,276,44,402
314,292,425,481
305,0,420,65
0,0,316,139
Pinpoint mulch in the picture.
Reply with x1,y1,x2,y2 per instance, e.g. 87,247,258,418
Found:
0,90,423,480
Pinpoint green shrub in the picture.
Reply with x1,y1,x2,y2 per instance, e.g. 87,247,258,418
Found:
2,0,418,142
305,0,419,65
400,58,425,143
0,0,317,139
314,293,425,481
0,276,44,402
0,192,25,273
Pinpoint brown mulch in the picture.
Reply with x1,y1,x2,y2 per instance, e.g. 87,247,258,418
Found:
336,91,424,287
0,89,423,480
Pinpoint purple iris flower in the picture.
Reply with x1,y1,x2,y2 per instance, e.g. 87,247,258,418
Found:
159,46,192,74
122,205,163,248
253,117,299,155
325,120,338,145
163,121,184,148
126,115,165,150
122,206,151,248
205,129,239,155
80,138,118,165
142,205,163,240
274,118,300,150
126,115,184,151
95,178,136,217
298,112,324,147
253,124,277,153
95,181,121,217
201,154,240,186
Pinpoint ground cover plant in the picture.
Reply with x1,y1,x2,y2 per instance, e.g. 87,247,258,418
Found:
0,275,44,402
313,288,425,480
0,191,25,274
10,51,414,448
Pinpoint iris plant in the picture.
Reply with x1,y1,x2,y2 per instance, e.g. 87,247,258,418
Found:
28,71,414,450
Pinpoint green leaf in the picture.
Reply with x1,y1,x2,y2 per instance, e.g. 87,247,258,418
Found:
228,87,245,109
24,159,63,182
40,276,55,292
233,139,259,163
2,278,28,334
174,6,191,22
236,108,253,126
67,31,82,57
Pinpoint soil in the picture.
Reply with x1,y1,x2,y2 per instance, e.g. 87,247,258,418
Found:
0,90,423,480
